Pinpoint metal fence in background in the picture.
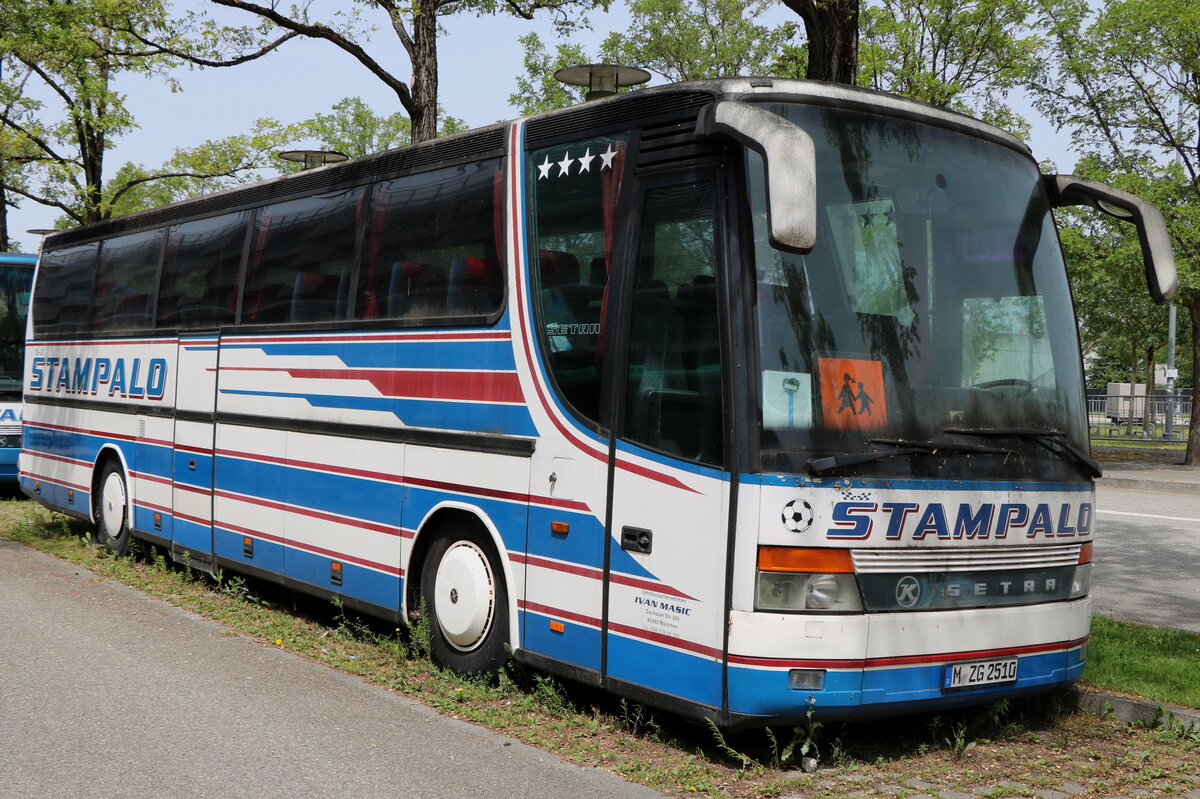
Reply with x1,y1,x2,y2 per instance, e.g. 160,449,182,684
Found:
1086,390,1193,441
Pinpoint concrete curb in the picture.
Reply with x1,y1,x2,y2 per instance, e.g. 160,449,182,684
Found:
1071,686,1200,731
1096,475,1200,492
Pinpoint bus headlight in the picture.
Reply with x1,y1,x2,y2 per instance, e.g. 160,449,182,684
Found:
1069,563,1091,599
755,547,863,612
1070,542,1093,599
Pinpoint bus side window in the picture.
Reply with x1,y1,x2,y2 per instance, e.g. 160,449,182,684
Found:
623,180,722,466
33,243,98,338
526,136,626,424
92,230,162,331
361,160,502,322
242,189,364,325
157,212,247,329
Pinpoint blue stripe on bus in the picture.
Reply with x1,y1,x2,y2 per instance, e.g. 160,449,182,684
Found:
215,524,284,573
169,514,214,556
606,632,723,709
726,648,1085,717
283,545,402,609
518,608,602,672
742,473,1094,493
218,389,539,436
224,339,519,370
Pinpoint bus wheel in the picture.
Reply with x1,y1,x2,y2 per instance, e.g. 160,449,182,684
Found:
420,525,509,676
95,461,132,557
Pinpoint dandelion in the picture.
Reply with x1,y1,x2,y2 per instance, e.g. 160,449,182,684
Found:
275,639,283,646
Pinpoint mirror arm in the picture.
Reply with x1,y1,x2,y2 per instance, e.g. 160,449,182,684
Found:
697,101,816,253
1044,174,1177,304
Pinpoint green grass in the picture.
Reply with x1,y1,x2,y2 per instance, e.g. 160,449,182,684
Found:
1083,616,1200,710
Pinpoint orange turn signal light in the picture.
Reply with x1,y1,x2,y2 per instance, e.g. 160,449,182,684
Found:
549,620,565,634
757,546,854,574
1078,542,1093,564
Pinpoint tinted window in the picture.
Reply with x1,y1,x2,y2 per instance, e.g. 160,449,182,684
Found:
525,137,627,424
243,188,364,325
624,180,723,466
93,230,162,331
33,243,98,338
359,160,502,320
157,212,248,329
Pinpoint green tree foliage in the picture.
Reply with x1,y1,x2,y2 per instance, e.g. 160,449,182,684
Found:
102,117,302,217
0,0,297,234
1031,0,1199,460
859,0,1041,136
130,0,607,145
509,33,591,115
601,0,805,82
299,97,467,160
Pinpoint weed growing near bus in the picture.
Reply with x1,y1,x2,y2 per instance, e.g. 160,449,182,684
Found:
3,501,1198,799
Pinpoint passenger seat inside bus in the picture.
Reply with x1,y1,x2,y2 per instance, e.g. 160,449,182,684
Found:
447,256,502,316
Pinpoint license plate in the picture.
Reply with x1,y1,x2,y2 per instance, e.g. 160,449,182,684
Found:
943,657,1018,690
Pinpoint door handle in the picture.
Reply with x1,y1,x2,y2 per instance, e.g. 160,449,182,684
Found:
621,526,653,554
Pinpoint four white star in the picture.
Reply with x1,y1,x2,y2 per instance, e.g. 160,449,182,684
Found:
600,145,617,170
537,145,616,179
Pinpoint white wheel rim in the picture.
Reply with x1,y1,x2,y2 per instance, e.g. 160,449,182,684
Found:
433,541,496,651
101,472,126,539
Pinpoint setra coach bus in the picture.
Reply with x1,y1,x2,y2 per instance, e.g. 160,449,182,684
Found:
20,79,1176,727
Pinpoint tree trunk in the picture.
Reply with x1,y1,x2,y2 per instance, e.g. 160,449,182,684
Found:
0,185,9,253
785,0,860,84
1186,294,1200,466
409,0,439,144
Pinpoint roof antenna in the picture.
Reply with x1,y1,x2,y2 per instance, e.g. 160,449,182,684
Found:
553,64,651,102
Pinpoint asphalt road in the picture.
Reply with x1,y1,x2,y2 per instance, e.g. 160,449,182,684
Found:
1092,482,1200,634
0,538,662,799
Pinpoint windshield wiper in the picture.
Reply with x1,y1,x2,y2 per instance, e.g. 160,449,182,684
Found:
807,438,1017,475
945,427,1102,477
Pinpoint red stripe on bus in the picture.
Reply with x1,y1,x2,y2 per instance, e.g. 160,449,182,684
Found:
214,489,408,538
19,470,89,493
217,521,403,576
727,637,1089,671
282,367,525,404
230,330,511,345
607,620,725,660
517,600,601,629
514,552,695,600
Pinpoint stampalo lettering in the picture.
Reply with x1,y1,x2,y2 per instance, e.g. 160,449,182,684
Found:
29,356,168,400
828,500,1092,540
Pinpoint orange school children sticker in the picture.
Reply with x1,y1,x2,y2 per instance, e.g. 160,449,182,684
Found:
818,357,887,431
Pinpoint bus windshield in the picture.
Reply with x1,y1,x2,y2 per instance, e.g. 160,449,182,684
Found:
750,103,1087,477
0,260,32,397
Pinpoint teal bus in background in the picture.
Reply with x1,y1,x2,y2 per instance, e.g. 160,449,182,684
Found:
0,253,35,484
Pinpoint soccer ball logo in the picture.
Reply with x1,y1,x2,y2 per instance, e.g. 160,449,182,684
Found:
781,499,814,533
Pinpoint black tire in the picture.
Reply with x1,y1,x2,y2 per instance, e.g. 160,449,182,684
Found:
419,524,509,676
94,460,132,556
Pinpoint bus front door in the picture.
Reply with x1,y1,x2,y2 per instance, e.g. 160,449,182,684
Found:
170,334,218,567
603,170,732,712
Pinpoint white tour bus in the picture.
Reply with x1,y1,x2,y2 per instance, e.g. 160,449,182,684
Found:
21,79,1176,727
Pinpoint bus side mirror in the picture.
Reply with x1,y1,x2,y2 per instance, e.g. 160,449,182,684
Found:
1043,173,1177,304
697,101,816,253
